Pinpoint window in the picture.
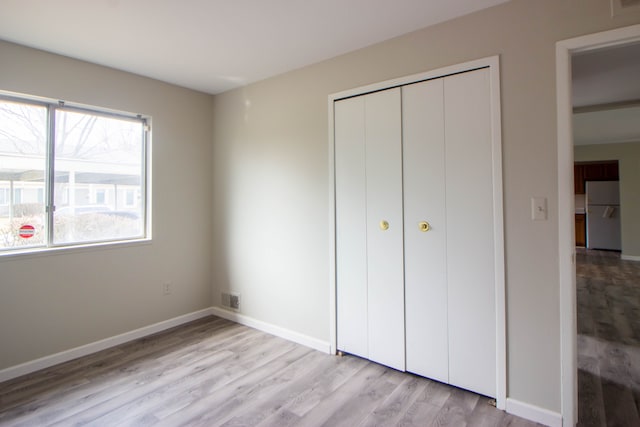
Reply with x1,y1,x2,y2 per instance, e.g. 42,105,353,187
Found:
13,188,23,204
0,94,149,253
125,189,136,207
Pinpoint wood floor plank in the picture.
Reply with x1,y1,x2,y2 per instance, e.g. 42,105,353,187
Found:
254,354,368,426
599,352,640,427
358,375,427,427
288,362,386,426
1,318,243,424
431,387,479,426
216,352,336,427
576,248,640,427
218,353,347,427
415,378,453,408
153,344,313,427
1,315,545,427
277,353,368,418
395,400,441,427
254,409,301,427
52,349,237,427
197,349,327,426
316,366,399,427
600,379,640,427
0,316,235,410
466,399,507,427
625,343,640,420
4,321,256,426
577,359,606,427
66,332,299,427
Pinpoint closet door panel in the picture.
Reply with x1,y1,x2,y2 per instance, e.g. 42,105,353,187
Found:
365,88,405,371
334,96,368,358
444,68,496,397
402,80,449,382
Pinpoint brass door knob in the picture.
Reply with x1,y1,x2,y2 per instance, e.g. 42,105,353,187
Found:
379,220,389,231
418,221,431,232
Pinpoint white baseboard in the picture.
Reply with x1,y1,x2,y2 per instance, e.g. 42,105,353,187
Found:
0,307,215,383
506,398,562,427
621,254,640,261
210,306,331,354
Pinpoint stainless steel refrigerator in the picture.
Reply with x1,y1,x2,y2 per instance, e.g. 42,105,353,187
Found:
586,180,621,251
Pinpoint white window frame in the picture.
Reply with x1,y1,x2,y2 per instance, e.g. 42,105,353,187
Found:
0,91,151,256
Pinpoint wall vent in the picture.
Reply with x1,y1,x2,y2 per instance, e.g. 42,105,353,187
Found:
221,292,240,311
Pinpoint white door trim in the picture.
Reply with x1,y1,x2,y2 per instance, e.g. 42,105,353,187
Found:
328,55,505,409
556,23,640,427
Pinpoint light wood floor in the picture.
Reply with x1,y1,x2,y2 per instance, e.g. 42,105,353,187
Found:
0,315,541,427
577,248,640,427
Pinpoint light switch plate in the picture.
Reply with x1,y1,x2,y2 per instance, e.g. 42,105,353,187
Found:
531,197,547,221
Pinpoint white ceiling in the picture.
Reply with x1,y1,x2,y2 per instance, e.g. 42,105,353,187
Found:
572,43,640,146
0,0,509,95
574,106,640,146
572,42,640,108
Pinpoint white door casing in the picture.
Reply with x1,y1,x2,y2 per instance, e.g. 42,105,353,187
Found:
557,24,640,427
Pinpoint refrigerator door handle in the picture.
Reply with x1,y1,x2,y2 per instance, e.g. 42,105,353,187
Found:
602,206,616,218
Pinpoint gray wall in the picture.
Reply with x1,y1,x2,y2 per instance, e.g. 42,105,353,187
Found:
0,40,214,370
575,141,640,258
211,0,640,413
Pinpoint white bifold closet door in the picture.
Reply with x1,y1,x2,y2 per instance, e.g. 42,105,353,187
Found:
335,88,405,371
335,67,496,398
335,95,368,360
403,68,496,397
402,78,449,384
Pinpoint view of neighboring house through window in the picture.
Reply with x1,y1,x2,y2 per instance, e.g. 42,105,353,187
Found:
0,95,148,253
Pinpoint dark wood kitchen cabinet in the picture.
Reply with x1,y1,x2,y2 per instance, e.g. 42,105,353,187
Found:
574,164,585,194
574,161,619,195
575,214,586,247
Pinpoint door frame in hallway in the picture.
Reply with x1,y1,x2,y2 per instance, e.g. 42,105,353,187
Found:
556,23,640,427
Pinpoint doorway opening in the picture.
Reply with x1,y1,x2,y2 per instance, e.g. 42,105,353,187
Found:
557,24,640,427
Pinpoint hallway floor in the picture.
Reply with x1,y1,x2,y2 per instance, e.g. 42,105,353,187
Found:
577,248,640,426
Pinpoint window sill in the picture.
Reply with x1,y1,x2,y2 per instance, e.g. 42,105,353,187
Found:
0,238,153,262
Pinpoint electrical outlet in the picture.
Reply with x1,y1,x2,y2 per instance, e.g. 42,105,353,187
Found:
162,282,172,295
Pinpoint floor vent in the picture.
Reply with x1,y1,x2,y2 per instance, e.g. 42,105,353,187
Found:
221,292,240,311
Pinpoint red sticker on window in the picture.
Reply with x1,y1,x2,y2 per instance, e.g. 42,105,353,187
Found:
19,224,35,239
